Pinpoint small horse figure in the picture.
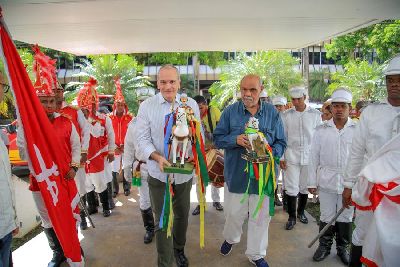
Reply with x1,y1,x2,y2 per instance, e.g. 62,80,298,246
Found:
172,107,191,167
245,117,262,156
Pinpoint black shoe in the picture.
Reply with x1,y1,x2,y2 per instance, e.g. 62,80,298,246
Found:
80,212,88,230
297,213,308,224
174,249,189,267
124,190,130,196
192,205,200,216
336,222,351,265
213,202,223,211
44,228,66,267
86,190,98,214
349,244,363,267
99,189,111,217
285,218,296,230
112,192,117,198
313,222,334,261
103,209,111,217
141,208,155,244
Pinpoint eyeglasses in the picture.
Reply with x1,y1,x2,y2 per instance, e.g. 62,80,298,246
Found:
1,83,10,93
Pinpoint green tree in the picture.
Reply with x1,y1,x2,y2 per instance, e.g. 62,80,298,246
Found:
209,51,302,108
327,60,386,103
66,54,151,113
325,20,400,64
141,52,225,69
308,70,329,102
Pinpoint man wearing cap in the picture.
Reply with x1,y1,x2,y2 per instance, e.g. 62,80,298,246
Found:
0,71,19,267
77,78,116,218
17,47,82,267
342,54,400,266
191,95,223,215
123,87,156,244
280,86,321,230
259,90,269,102
214,74,286,267
54,83,92,230
109,78,133,197
272,95,287,207
308,88,356,264
135,65,201,267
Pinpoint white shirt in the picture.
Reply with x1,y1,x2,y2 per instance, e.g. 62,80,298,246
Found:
135,93,201,184
344,99,400,188
282,105,322,165
308,118,356,194
123,118,145,168
0,137,18,239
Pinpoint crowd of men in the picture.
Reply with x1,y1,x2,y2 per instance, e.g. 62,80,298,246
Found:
0,52,399,267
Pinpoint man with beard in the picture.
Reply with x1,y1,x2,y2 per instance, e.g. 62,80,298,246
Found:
308,88,356,265
343,54,400,266
214,74,286,267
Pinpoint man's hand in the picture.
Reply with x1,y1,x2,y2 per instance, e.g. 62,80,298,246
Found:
107,153,115,163
236,134,251,150
342,188,353,209
12,227,20,236
116,145,124,154
80,153,88,165
280,160,287,170
308,188,317,195
158,156,171,172
65,168,76,180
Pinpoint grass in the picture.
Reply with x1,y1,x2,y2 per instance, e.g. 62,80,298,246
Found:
11,225,43,251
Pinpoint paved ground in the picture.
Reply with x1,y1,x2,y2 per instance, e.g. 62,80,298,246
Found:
13,185,345,267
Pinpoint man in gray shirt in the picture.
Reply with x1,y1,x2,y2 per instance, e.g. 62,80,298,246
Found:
135,65,201,267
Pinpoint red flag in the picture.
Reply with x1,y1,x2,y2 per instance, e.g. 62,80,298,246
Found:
0,15,83,266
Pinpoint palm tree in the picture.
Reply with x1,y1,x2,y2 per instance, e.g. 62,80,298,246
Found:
66,54,151,113
209,51,302,108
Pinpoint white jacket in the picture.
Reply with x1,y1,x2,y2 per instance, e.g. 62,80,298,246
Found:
308,118,356,194
282,105,321,165
0,140,18,239
344,99,400,189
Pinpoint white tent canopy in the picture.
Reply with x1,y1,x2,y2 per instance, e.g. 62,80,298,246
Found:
2,0,400,55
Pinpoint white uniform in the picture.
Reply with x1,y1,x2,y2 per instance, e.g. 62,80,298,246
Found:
308,118,356,223
282,105,321,196
344,99,400,246
123,118,150,210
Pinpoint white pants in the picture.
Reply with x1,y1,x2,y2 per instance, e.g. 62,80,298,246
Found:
86,171,107,193
285,163,309,196
352,209,373,246
319,191,354,223
74,168,94,195
104,158,113,183
32,191,52,229
112,154,123,173
196,183,221,203
223,185,271,261
137,163,150,210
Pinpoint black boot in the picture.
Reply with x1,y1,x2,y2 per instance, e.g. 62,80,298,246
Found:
349,244,362,267
174,248,189,267
141,208,155,244
79,195,88,230
313,222,334,261
99,189,111,217
335,222,351,265
43,228,66,267
112,172,119,198
282,190,288,212
86,190,98,215
274,189,283,206
285,195,297,230
297,193,309,224
107,182,115,210
122,170,131,196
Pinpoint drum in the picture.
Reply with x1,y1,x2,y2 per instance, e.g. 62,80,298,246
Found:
206,149,224,188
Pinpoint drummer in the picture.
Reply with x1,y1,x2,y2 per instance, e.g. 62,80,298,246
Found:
214,75,286,266
191,95,223,215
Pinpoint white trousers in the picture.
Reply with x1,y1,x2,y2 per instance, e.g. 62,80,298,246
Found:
319,191,354,223
196,183,221,203
86,171,107,193
138,165,151,210
104,158,113,183
112,154,123,173
223,185,271,261
352,209,373,246
74,168,94,195
32,191,52,229
285,163,309,196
